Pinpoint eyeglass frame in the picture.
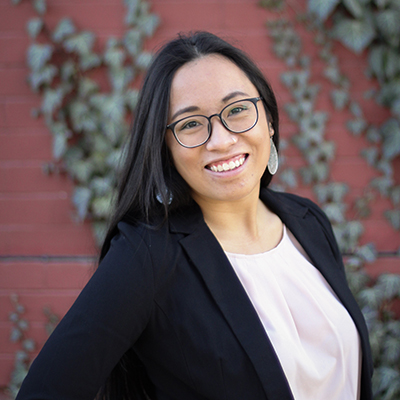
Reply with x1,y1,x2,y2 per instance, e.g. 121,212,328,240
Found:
166,97,263,148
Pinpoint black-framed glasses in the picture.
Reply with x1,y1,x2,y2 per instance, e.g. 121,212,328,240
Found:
167,97,263,148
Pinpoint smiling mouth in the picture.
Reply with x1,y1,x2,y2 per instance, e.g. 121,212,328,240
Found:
206,154,248,172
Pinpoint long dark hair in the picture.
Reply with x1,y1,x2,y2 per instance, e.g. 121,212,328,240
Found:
97,31,280,399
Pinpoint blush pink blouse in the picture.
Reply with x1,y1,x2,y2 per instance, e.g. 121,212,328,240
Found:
226,225,361,400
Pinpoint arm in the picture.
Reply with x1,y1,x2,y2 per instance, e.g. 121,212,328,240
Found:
16,224,155,400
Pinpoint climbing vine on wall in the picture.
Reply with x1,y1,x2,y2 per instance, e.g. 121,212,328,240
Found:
13,0,159,245
260,1,400,398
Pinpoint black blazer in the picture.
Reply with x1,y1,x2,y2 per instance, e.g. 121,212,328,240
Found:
17,189,373,400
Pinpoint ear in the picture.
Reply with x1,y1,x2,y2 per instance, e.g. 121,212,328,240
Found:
269,123,274,137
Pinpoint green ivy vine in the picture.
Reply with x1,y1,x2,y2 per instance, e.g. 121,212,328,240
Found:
13,0,159,245
261,1,400,398
7,295,59,398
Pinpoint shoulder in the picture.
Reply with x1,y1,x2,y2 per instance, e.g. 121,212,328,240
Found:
261,188,328,223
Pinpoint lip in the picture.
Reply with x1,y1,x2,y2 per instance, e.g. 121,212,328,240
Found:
205,153,248,173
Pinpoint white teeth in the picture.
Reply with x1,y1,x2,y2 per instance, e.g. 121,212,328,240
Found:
209,156,246,172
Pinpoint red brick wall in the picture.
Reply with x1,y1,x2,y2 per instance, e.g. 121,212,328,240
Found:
0,0,399,392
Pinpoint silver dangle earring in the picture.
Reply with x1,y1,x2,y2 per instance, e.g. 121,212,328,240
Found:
268,137,279,175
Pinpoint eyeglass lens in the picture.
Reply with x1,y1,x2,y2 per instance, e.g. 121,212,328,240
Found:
174,99,258,148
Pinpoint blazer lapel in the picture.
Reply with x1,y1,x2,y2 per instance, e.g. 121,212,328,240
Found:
170,203,294,400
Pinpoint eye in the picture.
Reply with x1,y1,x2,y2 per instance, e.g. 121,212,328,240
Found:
227,104,249,117
181,120,201,130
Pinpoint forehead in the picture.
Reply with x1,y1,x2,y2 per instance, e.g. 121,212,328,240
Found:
169,54,257,111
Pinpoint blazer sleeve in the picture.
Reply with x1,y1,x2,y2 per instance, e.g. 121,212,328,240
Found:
16,223,155,400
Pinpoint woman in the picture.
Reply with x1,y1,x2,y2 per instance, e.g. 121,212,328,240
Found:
17,31,372,400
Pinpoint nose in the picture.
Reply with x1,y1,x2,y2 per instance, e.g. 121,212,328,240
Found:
205,116,237,151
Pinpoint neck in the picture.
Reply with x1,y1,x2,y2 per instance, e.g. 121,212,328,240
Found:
192,187,282,254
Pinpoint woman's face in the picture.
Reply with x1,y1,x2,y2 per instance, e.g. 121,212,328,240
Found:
166,54,273,206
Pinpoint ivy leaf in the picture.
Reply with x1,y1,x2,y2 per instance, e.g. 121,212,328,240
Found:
377,80,400,108
307,0,340,21
28,65,57,91
78,78,99,98
92,193,114,218
79,53,102,71
332,16,376,54
371,176,394,197
26,17,43,39
391,97,400,118
64,31,96,55
343,0,364,18
50,121,71,160
331,89,349,109
52,18,76,43
376,9,400,47
124,0,141,26
22,338,36,352
33,0,46,15
361,147,379,166
72,187,92,221
356,243,377,263
136,51,153,69
108,66,134,92
390,186,400,205
281,70,309,90
347,118,367,135
377,274,400,299
366,125,381,143
92,221,107,246
124,28,142,56
10,327,22,343
349,101,363,118
323,203,347,223
41,88,64,116
358,287,384,310
137,14,160,37
104,45,126,69
385,209,400,230
61,60,76,81
125,89,139,111
380,118,400,160
278,168,297,188
27,44,53,71
90,177,113,196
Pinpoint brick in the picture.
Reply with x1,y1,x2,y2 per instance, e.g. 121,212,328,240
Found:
361,219,400,252
153,2,224,32
0,354,14,387
364,257,400,278
0,133,52,161
0,223,96,256
222,3,272,30
5,99,42,128
0,263,46,290
331,158,380,188
46,262,93,289
0,292,80,322
0,196,74,225
0,103,5,127
0,68,30,96
0,35,28,66
0,164,72,192
0,3,34,33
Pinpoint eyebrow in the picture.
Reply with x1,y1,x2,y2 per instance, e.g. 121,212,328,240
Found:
170,91,250,122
